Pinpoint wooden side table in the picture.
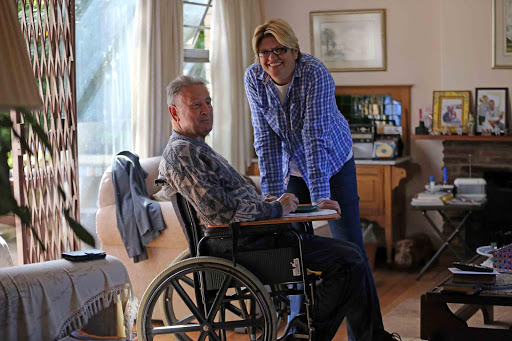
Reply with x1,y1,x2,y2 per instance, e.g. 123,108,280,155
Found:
411,200,486,280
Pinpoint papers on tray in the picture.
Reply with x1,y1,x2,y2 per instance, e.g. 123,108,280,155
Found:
411,191,453,206
283,208,338,218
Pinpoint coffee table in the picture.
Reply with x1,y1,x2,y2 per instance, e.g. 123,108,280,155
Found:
420,257,512,340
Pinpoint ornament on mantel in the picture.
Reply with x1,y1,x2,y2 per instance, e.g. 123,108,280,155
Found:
468,114,475,136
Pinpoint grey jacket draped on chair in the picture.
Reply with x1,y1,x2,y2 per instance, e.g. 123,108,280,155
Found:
111,151,165,262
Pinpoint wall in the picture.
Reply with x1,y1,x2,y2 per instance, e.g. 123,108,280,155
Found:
260,0,512,246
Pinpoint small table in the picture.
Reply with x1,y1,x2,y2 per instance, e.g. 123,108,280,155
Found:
411,200,486,280
420,257,512,341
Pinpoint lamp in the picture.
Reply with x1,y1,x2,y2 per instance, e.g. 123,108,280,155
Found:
0,0,43,111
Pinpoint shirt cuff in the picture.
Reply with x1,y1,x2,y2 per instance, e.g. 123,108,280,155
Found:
312,198,330,205
269,201,283,219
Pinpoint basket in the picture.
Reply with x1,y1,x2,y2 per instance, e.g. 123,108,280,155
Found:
492,243,512,273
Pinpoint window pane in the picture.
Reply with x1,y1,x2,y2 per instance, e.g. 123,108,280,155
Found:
76,0,136,234
183,3,207,27
184,62,211,84
183,2,212,49
184,26,196,46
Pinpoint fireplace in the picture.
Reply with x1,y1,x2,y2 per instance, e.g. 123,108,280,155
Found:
443,141,512,253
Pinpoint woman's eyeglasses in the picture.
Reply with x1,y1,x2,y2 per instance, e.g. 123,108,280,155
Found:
257,47,288,58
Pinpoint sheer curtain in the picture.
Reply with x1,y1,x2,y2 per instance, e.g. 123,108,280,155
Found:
76,0,137,240
131,0,183,159
210,0,261,173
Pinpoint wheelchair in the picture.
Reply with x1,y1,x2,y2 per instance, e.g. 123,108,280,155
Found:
136,193,319,341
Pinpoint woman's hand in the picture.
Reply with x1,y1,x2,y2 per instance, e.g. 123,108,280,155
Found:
277,193,299,215
264,194,279,202
317,199,341,214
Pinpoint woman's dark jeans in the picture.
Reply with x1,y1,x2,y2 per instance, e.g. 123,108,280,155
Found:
286,156,384,340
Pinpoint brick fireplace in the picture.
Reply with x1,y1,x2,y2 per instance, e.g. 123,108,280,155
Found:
443,141,512,254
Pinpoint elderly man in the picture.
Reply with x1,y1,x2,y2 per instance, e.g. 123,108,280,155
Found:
157,75,399,341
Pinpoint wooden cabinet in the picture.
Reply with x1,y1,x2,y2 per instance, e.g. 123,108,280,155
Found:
337,84,412,264
356,162,408,264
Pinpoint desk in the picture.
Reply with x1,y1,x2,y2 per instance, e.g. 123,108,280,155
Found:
420,256,512,341
0,255,135,340
411,201,486,280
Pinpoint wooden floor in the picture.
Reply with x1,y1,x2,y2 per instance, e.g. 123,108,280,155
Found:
310,256,454,341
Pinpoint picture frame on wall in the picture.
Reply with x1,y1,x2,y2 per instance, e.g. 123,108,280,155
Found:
432,91,471,134
492,0,512,69
475,88,508,134
310,9,387,72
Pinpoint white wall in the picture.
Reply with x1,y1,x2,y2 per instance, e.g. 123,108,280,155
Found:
260,0,512,246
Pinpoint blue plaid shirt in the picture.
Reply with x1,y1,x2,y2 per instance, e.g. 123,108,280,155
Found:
244,53,353,201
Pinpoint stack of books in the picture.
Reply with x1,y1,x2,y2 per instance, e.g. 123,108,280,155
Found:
439,267,499,294
411,191,454,206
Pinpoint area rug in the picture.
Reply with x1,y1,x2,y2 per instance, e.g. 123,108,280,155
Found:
383,297,512,339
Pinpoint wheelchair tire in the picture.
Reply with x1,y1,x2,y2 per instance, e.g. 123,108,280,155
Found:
137,256,277,341
160,249,193,341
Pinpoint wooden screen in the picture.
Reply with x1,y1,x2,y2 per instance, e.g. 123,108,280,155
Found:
11,0,80,264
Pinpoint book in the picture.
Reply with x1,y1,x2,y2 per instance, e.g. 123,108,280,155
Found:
440,280,482,295
448,267,498,285
62,249,106,262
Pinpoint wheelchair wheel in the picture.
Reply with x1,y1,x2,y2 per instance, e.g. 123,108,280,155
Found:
137,256,277,341
160,249,193,341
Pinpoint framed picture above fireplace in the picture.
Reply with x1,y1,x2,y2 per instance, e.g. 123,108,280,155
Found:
475,88,508,135
492,0,512,69
432,91,471,134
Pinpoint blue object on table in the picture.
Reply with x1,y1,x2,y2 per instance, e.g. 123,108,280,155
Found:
443,168,448,184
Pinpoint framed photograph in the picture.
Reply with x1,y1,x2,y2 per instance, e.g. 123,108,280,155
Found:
432,91,471,134
492,0,512,68
310,9,387,72
475,88,508,134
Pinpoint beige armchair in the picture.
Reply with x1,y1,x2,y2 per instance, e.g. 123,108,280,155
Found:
96,156,188,320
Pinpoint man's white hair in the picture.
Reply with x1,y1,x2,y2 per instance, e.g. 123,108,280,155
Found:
166,75,206,106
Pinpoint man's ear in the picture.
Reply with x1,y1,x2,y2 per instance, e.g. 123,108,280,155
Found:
169,105,179,123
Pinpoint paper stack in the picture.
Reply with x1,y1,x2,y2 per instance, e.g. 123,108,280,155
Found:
411,191,454,206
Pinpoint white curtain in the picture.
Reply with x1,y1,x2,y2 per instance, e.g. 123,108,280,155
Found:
131,0,183,158
211,0,261,174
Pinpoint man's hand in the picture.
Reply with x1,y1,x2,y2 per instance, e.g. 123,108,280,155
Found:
317,199,341,214
277,193,299,215
264,194,279,202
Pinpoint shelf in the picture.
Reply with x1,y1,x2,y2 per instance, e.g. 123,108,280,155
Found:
411,135,512,141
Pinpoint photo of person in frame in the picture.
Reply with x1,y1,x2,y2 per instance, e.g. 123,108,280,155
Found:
441,98,462,126
476,88,508,134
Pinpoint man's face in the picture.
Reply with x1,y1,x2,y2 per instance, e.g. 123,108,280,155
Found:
258,35,298,85
171,84,213,141
489,100,495,110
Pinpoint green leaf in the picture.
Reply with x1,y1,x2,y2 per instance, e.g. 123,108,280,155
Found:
64,208,95,247
18,109,52,151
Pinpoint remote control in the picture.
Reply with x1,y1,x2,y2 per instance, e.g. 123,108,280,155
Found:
452,262,494,273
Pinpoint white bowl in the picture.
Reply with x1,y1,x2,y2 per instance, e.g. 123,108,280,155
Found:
476,245,495,258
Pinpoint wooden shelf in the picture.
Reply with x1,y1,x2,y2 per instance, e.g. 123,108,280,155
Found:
411,135,512,141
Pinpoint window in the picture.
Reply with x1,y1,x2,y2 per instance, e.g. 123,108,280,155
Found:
75,0,137,234
183,0,212,84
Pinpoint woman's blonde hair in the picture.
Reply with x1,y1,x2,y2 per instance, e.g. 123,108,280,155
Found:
252,18,301,63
